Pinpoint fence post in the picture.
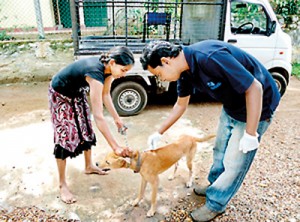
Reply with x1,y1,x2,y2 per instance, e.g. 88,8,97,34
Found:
125,0,128,46
33,0,45,39
70,0,80,54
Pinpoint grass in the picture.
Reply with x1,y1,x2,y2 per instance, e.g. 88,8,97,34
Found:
292,63,300,78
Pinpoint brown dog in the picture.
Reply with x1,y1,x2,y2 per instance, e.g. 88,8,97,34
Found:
100,134,215,217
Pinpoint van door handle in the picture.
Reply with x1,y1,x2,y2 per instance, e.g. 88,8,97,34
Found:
228,39,237,43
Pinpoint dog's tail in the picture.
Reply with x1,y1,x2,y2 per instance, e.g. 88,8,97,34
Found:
195,134,216,143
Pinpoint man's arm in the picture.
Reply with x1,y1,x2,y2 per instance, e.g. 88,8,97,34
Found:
245,79,263,136
158,95,190,134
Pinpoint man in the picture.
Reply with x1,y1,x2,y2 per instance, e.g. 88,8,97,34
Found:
140,40,280,221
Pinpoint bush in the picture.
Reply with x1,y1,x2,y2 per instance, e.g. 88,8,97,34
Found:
292,63,300,78
0,30,13,41
271,0,300,28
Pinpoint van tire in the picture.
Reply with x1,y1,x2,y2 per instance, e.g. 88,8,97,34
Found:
112,81,148,116
271,72,287,96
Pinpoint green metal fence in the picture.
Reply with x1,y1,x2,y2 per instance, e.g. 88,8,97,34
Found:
0,0,226,54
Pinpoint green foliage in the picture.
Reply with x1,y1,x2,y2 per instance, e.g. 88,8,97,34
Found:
0,42,31,55
271,0,300,24
0,30,12,41
0,2,11,40
144,0,159,12
231,2,266,28
50,40,73,51
292,63,300,78
144,0,177,14
165,0,177,14
113,8,144,35
129,9,144,34
272,0,299,16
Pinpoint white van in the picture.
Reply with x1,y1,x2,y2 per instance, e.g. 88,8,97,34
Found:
75,0,292,116
224,0,292,95
175,0,291,96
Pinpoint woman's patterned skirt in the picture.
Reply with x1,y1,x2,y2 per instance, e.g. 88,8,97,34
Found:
48,85,96,160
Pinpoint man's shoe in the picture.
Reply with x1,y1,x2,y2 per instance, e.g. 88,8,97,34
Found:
193,185,208,196
190,205,224,222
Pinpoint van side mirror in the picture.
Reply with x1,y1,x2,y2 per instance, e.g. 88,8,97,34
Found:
266,21,276,36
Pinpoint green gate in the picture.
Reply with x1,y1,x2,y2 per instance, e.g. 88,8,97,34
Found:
83,0,108,27
52,0,72,28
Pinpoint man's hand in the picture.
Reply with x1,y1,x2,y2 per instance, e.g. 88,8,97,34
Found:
147,132,162,149
239,131,259,153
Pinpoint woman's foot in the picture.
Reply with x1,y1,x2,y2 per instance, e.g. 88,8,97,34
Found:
85,165,109,175
59,184,77,204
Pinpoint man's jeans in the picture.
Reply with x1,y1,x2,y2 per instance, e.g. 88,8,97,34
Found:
205,108,272,212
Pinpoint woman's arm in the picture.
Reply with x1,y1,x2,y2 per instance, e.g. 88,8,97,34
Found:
86,76,120,152
102,75,125,130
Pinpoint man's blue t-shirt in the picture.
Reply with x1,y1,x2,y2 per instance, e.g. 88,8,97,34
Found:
177,40,280,122
51,57,105,97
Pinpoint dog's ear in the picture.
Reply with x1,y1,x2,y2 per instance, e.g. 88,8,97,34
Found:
117,158,129,167
105,152,119,159
133,151,139,159
128,150,138,159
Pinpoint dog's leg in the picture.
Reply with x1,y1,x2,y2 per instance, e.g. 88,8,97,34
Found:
132,177,147,207
185,144,197,188
186,159,193,188
147,176,159,217
168,162,178,180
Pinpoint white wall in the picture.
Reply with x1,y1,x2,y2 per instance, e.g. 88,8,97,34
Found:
0,0,55,29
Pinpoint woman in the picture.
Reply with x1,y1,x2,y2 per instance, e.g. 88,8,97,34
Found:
48,46,135,204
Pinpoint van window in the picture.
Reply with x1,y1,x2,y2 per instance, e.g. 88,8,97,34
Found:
231,1,268,35
182,0,223,44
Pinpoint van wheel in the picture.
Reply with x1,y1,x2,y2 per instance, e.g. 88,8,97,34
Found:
112,81,148,116
271,72,287,96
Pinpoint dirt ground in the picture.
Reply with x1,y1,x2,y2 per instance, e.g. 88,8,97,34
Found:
0,50,299,221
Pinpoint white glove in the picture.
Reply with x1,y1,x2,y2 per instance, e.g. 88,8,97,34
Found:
147,132,162,149
239,131,259,153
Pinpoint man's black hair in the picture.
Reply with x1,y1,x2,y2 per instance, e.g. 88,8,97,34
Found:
140,41,182,70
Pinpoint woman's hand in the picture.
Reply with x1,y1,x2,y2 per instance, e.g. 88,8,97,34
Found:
114,146,132,157
115,118,128,135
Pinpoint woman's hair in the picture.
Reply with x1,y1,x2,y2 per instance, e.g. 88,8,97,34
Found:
100,46,135,66
140,41,182,70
